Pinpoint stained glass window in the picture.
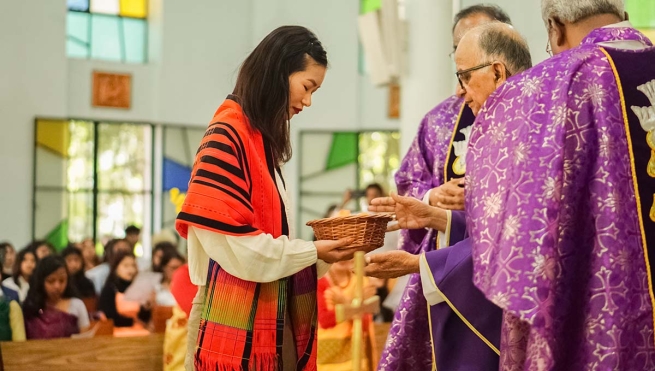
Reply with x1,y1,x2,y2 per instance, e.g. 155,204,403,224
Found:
34,119,153,251
67,0,148,63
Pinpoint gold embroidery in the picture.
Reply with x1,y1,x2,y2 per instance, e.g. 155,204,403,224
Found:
647,131,655,178
452,156,466,175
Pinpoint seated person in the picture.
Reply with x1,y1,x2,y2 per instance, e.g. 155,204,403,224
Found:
61,246,96,299
0,288,25,342
79,238,100,272
2,249,36,303
86,239,132,295
317,260,378,371
98,251,151,330
22,256,90,339
26,240,56,261
0,242,16,281
154,249,185,306
124,242,178,303
163,264,198,371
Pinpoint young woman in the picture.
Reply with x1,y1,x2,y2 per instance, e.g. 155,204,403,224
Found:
26,240,56,261
79,238,100,272
0,242,16,281
175,26,363,371
61,246,96,299
22,256,90,339
317,261,378,371
154,249,185,306
2,249,36,303
98,251,151,329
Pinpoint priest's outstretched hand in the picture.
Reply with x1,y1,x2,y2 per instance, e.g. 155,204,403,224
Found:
364,250,419,279
369,193,448,232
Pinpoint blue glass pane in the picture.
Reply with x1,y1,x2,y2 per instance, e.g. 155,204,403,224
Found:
122,17,146,63
91,14,121,62
67,11,90,59
68,0,89,12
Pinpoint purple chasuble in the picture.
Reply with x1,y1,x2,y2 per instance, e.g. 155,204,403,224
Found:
424,211,502,370
466,26,655,370
381,96,474,370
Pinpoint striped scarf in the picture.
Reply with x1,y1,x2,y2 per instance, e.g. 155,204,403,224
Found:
176,95,317,371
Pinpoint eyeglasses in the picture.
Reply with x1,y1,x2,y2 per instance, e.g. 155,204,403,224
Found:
455,62,493,89
546,39,552,57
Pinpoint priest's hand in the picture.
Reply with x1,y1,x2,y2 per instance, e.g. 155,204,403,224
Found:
315,238,358,263
363,251,420,279
370,193,447,231
428,178,465,210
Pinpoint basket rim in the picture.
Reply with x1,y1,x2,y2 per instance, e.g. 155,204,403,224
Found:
305,212,394,227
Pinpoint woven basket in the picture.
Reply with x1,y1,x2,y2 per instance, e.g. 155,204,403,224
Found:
306,213,394,251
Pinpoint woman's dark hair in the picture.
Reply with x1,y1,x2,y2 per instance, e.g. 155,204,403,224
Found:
22,255,76,319
61,246,83,272
103,239,130,264
152,242,178,272
0,242,13,266
106,250,136,285
159,249,185,273
25,240,56,260
12,249,36,287
232,25,328,165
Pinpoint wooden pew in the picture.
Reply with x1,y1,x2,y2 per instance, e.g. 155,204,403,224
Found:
0,334,164,371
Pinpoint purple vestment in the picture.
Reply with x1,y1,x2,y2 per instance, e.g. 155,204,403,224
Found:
424,211,502,370
466,26,655,370
381,96,474,370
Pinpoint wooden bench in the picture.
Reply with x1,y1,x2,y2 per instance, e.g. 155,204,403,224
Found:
0,334,164,371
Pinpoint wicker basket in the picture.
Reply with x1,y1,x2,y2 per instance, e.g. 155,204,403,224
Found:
306,213,394,251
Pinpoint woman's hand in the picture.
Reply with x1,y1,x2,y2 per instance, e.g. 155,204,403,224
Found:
315,238,358,263
428,178,465,210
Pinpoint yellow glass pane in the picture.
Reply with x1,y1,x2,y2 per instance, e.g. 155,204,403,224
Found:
37,120,70,157
120,0,147,18
640,29,655,43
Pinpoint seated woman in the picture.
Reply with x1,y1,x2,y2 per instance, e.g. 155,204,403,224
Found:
0,242,16,281
22,256,90,339
61,246,96,299
0,287,25,341
98,251,151,334
154,249,185,307
317,260,378,371
2,249,36,303
86,239,132,295
79,238,100,272
26,240,56,261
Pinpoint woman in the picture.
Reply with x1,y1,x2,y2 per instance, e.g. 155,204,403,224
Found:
86,238,132,295
61,246,96,298
98,251,151,329
175,26,362,371
2,249,36,303
26,240,55,261
154,249,185,306
0,242,15,281
22,256,90,339
317,261,378,371
79,238,100,272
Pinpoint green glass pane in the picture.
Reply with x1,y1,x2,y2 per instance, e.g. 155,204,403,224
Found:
67,11,90,60
91,14,121,62
361,0,382,14
626,0,655,28
122,17,147,63
45,220,69,251
67,39,90,59
326,132,359,170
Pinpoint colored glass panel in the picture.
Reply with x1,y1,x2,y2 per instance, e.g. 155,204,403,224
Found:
361,0,382,14
163,158,192,192
122,17,147,63
90,14,121,62
68,0,90,12
120,0,147,18
626,0,655,29
66,11,90,59
91,0,119,15
45,220,69,251
326,132,359,170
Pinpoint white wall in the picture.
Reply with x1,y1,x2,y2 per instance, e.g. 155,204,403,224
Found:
460,0,550,65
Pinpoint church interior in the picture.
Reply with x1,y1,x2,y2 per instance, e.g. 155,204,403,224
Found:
0,0,654,370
